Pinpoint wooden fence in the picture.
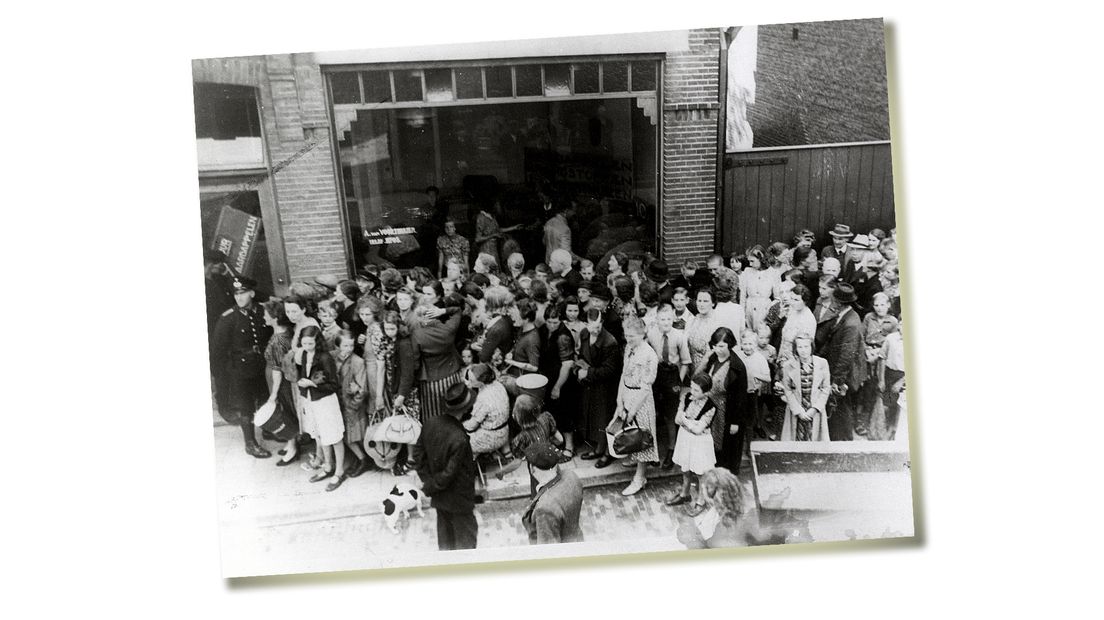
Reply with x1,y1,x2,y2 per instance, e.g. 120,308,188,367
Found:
720,141,896,254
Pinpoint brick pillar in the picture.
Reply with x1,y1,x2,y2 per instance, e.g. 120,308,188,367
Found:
263,54,348,282
661,28,722,265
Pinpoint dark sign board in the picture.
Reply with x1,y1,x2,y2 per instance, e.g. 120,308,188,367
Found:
212,206,262,278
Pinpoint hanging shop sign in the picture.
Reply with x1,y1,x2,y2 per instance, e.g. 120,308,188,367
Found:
212,206,262,277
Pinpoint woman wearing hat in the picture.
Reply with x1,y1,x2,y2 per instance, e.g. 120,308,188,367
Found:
614,315,660,496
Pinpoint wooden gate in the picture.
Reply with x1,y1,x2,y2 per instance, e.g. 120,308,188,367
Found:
720,142,896,254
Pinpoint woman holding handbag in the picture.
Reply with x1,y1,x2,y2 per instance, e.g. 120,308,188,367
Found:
613,315,659,496
378,310,420,475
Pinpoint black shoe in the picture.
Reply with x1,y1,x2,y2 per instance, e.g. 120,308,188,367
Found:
348,458,371,478
325,474,347,492
664,493,690,507
661,454,675,470
579,451,601,461
275,451,299,467
245,443,272,458
594,455,613,469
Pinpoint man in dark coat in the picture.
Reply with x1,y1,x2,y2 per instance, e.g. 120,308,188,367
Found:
522,442,584,545
816,283,863,441
211,276,273,457
416,383,478,550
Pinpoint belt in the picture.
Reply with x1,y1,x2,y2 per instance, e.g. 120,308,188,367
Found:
488,420,510,431
624,385,642,390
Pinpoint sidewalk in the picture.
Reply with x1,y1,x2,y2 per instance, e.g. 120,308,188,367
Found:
212,421,681,529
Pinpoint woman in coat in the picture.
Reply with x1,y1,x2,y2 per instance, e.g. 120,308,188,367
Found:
694,327,751,476
779,333,831,441
410,282,464,419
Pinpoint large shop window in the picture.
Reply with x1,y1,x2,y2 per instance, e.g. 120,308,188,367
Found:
327,59,659,273
194,83,266,171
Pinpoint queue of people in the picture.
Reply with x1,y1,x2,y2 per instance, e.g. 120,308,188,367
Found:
205,217,905,550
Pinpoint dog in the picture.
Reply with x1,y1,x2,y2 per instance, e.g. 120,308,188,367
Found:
380,482,425,532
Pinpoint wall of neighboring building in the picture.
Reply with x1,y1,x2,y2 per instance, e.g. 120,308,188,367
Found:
661,28,723,265
192,55,349,285
749,18,889,148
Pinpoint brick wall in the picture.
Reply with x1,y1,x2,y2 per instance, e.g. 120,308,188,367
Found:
750,18,889,147
661,28,722,265
192,54,349,286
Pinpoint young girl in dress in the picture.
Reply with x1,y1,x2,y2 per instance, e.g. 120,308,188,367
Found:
295,326,348,491
334,330,371,477
665,373,717,507
354,296,386,416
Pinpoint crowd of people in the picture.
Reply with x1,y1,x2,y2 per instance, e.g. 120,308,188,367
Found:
204,215,905,551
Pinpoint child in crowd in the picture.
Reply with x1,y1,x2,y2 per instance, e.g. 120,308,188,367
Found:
579,259,596,283
755,323,777,367
534,263,551,283
670,287,692,331
317,300,341,349
737,329,771,440
334,330,371,477
821,257,841,280
665,373,717,507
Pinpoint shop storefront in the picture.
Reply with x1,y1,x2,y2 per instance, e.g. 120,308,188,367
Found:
192,29,723,292
325,58,659,272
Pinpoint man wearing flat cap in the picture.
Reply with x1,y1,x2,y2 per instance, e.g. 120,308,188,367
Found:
522,441,584,545
416,382,479,550
212,276,273,457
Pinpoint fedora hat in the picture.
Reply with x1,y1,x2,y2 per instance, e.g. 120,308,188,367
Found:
828,223,855,239
443,382,475,414
847,234,879,251
645,260,670,283
833,282,858,305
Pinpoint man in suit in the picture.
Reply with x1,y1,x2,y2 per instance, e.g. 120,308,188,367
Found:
647,305,692,469
816,283,863,441
522,442,584,545
415,383,478,550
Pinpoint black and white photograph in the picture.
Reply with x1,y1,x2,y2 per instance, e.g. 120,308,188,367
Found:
194,17,913,577
11,0,1104,615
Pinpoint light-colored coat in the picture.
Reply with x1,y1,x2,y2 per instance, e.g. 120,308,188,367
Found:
779,355,831,441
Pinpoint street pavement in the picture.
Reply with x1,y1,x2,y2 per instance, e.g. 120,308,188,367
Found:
212,402,914,577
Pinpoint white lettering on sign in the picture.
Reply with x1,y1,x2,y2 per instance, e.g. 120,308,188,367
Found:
235,215,260,271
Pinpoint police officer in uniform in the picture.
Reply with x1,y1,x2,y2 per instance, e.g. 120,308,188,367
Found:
212,276,273,458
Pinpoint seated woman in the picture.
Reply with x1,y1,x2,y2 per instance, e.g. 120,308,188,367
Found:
463,363,511,457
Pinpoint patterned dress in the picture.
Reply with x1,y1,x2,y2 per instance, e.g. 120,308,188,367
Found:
795,359,815,441
475,211,501,263
617,342,659,463
436,233,470,267
685,311,720,371
463,380,511,455
262,329,300,441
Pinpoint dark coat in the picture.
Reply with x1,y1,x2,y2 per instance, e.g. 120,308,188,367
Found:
387,333,419,400
411,311,462,381
479,316,515,364
294,350,340,401
415,414,476,513
817,306,863,390
211,303,271,378
577,329,622,441
523,470,584,544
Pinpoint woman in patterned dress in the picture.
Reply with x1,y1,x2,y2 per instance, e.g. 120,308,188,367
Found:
260,300,301,466
463,363,511,456
436,219,470,279
779,334,830,441
378,310,420,475
614,315,659,496
354,296,386,417
685,288,720,370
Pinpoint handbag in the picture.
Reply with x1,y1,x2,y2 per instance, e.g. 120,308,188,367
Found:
605,415,627,459
612,424,654,455
372,407,421,445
